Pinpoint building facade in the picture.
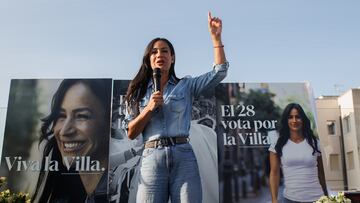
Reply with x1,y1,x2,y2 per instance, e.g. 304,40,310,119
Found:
316,88,360,191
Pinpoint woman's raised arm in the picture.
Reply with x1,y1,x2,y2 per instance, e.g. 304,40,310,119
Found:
208,12,226,65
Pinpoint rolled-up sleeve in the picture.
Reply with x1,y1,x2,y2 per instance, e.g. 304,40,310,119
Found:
190,61,229,98
213,61,229,74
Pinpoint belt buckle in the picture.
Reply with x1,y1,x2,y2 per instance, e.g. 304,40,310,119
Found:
158,138,168,147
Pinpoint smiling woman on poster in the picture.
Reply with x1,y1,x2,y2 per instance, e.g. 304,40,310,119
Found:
269,103,328,203
123,12,228,203
32,79,111,203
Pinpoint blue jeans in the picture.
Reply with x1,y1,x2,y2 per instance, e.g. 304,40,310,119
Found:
136,143,202,203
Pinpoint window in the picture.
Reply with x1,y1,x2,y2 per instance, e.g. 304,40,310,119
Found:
347,151,354,170
329,154,340,171
343,116,351,133
326,120,336,135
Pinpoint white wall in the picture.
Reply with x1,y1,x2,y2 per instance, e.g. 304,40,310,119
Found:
338,90,360,190
316,96,344,190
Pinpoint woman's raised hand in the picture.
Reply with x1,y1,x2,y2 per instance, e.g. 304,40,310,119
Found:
208,11,222,42
208,11,226,64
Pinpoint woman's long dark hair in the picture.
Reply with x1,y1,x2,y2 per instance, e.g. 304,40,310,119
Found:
33,79,112,202
275,103,320,157
125,38,180,106
40,79,111,155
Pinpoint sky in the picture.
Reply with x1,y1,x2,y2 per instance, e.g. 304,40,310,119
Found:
0,1,359,124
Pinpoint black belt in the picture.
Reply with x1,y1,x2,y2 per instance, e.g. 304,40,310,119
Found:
144,137,189,148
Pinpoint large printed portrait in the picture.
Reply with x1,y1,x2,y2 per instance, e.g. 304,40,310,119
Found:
216,82,324,203
0,79,112,202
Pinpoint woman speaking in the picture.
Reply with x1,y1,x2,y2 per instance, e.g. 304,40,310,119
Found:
123,12,229,203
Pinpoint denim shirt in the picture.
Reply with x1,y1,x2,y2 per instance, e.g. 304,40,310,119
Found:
123,62,228,142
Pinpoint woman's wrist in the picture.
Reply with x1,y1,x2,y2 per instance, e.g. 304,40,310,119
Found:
212,38,223,47
144,105,154,113
212,41,222,46
213,45,224,48
211,36,222,45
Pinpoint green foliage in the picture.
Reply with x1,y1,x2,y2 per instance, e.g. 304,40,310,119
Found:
237,89,282,125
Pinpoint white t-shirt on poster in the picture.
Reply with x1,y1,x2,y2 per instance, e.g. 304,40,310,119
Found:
269,137,323,202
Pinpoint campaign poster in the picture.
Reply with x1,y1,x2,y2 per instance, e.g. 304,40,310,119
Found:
109,80,142,203
0,79,112,202
216,82,321,203
110,79,219,203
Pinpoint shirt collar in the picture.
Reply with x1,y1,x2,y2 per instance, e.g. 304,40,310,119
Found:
168,75,178,85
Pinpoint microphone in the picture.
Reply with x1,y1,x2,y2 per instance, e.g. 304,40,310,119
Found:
153,68,161,92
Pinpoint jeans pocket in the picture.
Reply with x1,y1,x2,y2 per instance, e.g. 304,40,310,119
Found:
176,143,193,152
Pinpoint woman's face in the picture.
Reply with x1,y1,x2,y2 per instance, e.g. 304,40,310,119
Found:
287,108,303,133
53,83,107,160
149,40,174,73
